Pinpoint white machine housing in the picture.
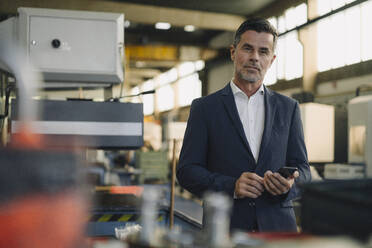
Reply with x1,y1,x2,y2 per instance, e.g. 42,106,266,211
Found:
0,7,124,86
348,95,372,177
300,102,335,163
324,163,364,179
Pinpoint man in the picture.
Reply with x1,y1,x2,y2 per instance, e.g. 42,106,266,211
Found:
176,18,311,232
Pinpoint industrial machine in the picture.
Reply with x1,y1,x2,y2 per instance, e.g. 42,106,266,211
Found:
300,94,372,239
322,94,372,179
0,7,204,247
10,99,144,149
0,7,143,247
348,95,372,178
299,102,335,163
0,7,143,148
0,7,124,87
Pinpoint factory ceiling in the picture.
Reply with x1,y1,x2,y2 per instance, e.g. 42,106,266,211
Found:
0,0,287,88
107,0,276,16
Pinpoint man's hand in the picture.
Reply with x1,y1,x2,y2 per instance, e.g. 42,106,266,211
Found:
263,170,299,195
235,172,264,199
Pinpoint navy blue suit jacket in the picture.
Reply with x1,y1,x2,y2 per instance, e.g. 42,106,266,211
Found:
177,83,311,232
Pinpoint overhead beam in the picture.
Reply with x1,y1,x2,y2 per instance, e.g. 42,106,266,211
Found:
0,0,245,31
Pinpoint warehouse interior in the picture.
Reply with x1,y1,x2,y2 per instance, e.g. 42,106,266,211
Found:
1,0,372,247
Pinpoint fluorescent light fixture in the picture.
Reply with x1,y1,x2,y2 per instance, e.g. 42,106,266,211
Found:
195,60,205,71
136,61,146,67
155,22,171,30
184,25,196,32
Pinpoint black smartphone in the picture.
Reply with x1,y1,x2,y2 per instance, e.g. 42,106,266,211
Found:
277,167,298,178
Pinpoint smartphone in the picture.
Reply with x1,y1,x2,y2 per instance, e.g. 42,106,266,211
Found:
277,167,298,178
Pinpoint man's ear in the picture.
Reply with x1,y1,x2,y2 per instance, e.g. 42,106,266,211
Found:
270,54,276,67
230,45,235,61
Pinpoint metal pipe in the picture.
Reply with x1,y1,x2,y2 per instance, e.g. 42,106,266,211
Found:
204,192,232,248
140,186,161,245
169,138,177,229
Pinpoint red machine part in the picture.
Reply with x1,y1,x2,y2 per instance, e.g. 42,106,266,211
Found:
0,192,88,248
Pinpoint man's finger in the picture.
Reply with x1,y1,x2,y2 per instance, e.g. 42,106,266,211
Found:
264,170,273,176
265,176,281,195
241,172,265,191
273,173,290,188
238,175,262,189
245,184,262,196
248,180,264,192
237,181,262,196
263,171,275,195
246,172,264,182
263,179,271,195
293,171,299,178
271,174,290,193
239,188,261,198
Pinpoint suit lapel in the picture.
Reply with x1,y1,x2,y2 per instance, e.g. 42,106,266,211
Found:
258,86,277,164
220,84,254,158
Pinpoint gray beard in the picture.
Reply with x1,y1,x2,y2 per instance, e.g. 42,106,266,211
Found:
238,71,259,84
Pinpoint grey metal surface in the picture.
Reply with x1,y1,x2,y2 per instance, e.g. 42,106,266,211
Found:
1,7,124,84
173,195,203,226
10,99,144,149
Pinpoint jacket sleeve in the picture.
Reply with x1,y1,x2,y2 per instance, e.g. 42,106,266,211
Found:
176,98,236,198
284,101,312,201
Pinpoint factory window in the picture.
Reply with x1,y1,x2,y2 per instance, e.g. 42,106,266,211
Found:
264,17,278,86
345,6,361,65
265,4,306,85
278,15,286,34
130,86,141,103
317,0,370,72
317,0,357,16
133,60,204,114
264,59,277,86
142,80,155,115
317,12,345,71
267,17,277,31
177,73,202,107
156,68,178,87
274,31,303,81
285,3,307,30
361,1,372,61
276,32,285,80
178,62,196,77
157,84,174,112
284,31,303,80
277,3,307,33
266,32,303,83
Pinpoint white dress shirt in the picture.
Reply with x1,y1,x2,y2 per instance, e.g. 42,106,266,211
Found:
230,81,265,163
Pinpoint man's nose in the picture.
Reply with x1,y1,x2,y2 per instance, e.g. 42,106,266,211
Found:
249,50,259,61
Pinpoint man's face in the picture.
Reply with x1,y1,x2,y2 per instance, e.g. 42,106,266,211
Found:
230,30,276,84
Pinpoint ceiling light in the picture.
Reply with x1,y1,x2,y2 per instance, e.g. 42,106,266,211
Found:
155,22,171,30
195,60,205,71
184,25,195,32
124,20,130,28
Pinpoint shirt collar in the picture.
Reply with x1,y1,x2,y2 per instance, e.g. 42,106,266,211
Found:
230,81,265,98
